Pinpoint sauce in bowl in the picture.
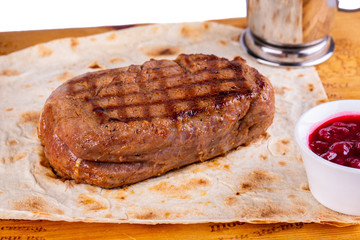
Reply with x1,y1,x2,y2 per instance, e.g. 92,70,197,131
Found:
295,101,360,215
308,114,360,168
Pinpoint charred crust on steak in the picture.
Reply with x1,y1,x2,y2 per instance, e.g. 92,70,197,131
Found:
65,54,258,123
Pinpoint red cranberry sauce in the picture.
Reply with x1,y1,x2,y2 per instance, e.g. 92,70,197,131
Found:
308,114,360,169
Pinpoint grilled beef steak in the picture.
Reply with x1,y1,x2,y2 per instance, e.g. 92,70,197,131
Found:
38,54,275,188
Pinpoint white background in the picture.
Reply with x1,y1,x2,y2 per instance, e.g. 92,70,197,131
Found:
0,0,247,32
1,0,359,32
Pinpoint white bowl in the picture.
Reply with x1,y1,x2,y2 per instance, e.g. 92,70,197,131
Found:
295,100,360,216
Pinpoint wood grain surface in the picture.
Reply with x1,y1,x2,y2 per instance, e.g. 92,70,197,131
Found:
0,10,360,240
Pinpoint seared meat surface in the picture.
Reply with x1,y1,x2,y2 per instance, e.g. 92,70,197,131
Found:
38,54,275,188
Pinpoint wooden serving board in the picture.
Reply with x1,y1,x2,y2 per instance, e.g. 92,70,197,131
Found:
0,10,360,240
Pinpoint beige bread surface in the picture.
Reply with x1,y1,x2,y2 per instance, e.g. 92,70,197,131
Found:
0,22,359,225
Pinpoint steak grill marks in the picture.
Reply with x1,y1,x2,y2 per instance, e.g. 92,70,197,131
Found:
68,55,254,123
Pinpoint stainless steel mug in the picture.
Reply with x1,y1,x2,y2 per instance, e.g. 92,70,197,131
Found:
241,0,337,66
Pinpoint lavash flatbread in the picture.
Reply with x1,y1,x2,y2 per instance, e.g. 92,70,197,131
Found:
0,22,359,225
